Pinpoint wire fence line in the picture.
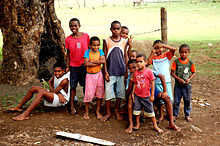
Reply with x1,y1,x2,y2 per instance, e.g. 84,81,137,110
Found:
0,27,166,72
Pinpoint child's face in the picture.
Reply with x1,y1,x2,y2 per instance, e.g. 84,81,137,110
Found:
90,40,100,52
128,63,137,74
154,43,163,56
54,67,65,79
69,20,80,34
130,52,137,60
110,23,121,37
179,47,190,60
121,28,129,39
136,57,146,70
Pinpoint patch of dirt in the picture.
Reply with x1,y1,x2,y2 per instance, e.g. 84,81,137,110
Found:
0,41,220,145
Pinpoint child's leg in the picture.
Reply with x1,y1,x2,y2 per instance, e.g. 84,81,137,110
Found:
96,98,103,120
115,98,123,120
115,76,125,120
102,100,111,122
183,85,192,122
84,102,90,120
151,116,164,133
9,86,46,111
133,115,140,130
173,85,182,118
158,104,164,122
70,88,77,115
13,90,54,121
125,95,133,133
133,94,142,130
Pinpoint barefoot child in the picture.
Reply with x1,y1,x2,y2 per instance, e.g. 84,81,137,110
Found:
10,62,70,121
171,44,196,122
147,40,176,122
65,18,90,115
102,20,128,122
131,54,163,133
83,36,105,120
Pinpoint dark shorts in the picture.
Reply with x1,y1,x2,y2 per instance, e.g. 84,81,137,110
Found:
70,65,87,89
133,94,155,117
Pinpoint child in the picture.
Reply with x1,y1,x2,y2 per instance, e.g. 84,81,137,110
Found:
120,26,133,59
65,18,90,115
171,44,196,122
9,62,70,121
131,54,163,133
130,50,138,60
83,36,105,120
147,40,176,122
102,20,128,122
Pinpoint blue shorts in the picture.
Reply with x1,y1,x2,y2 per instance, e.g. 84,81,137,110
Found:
70,65,87,89
133,94,155,117
105,76,125,100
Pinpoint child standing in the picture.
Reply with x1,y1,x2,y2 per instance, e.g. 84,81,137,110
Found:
102,20,128,122
147,40,176,122
83,36,105,120
120,26,133,59
132,54,163,133
171,44,196,122
65,18,90,115
10,62,70,121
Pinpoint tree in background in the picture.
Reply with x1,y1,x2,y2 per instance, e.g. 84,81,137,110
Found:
0,0,65,85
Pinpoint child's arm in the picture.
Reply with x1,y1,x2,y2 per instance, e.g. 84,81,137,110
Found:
126,76,134,97
150,80,155,102
84,58,98,67
48,76,54,92
127,35,133,58
103,40,110,82
161,44,176,54
89,56,105,65
171,70,186,85
157,73,168,98
52,78,68,94
147,48,156,66
131,82,137,103
185,72,195,84
66,49,70,72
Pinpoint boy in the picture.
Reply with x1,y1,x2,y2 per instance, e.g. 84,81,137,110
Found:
171,44,195,122
83,36,105,120
9,62,70,121
65,18,90,115
102,20,128,122
120,26,133,59
130,50,138,60
147,40,176,122
131,54,163,133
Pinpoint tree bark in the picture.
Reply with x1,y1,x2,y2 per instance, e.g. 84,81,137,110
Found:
0,0,65,85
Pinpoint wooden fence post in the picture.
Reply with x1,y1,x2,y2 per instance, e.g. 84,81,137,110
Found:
161,7,167,44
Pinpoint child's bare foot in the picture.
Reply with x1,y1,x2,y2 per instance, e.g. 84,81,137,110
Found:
115,112,123,120
185,116,192,122
154,126,164,134
12,114,29,121
168,124,181,131
157,115,164,124
83,113,90,120
133,123,140,130
125,124,133,133
8,107,22,112
101,114,111,123
70,107,76,115
173,116,177,122
96,112,103,120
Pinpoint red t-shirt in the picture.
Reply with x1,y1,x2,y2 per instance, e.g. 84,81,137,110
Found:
133,68,155,98
65,33,90,67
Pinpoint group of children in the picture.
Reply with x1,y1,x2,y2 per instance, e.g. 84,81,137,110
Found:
10,18,196,134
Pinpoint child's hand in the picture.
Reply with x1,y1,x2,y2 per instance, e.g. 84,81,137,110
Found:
161,91,168,99
151,48,157,54
128,35,133,47
185,79,190,84
153,43,163,49
131,94,135,103
66,67,70,72
149,95,154,102
58,95,67,103
178,78,186,84
105,73,110,82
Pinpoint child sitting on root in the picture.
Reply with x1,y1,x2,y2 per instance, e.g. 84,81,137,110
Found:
9,62,70,121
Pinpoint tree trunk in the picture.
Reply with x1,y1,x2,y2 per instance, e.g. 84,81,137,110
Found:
0,0,65,85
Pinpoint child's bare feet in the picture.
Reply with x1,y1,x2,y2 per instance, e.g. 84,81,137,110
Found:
154,126,164,133
12,114,29,121
83,113,90,120
96,112,103,120
101,114,111,123
115,112,123,120
133,123,140,130
125,124,133,133
185,116,192,122
8,107,22,112
168,124,181,131
70,107,76,115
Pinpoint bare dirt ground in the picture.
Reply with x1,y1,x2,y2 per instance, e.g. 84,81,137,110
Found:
0,41,220,145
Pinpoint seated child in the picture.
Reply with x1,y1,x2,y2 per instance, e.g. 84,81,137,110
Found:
83,36,105,120
147,40,176,122
131,54,163,133
9,62,70,121
171,44,196,122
